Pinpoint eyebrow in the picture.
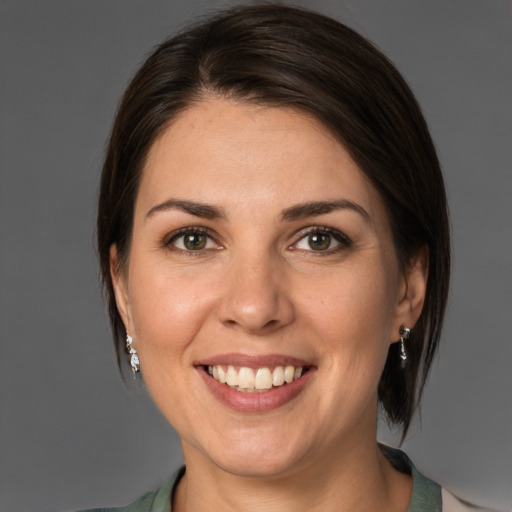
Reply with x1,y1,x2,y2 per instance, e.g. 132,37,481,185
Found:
145,198,371,223
145,199,227,221
281,199,371,223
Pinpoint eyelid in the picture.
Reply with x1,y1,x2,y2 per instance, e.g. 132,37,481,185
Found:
165,226,222,252
289,226,352,252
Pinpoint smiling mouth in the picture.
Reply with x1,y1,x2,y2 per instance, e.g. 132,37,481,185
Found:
205,365,310,393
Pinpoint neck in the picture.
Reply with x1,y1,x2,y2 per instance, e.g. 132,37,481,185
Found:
174,436,411,512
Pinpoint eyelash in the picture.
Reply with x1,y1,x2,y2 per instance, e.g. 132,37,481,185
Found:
165,227,221,254
291,227,352,254
164,226,352,255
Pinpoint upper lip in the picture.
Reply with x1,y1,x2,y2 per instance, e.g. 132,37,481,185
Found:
195,353,314,368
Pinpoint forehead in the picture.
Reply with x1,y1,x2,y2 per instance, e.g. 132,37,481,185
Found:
138,98,386,223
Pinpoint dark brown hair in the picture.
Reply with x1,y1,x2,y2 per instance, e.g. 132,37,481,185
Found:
97,4,450,436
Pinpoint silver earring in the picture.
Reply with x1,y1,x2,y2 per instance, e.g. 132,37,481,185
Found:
399,326,410,363
125,334,140,374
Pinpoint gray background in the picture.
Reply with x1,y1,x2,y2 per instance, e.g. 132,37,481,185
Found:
0,1,510,511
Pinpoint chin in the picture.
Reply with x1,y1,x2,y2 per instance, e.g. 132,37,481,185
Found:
190,424,315,479
211,449,306,479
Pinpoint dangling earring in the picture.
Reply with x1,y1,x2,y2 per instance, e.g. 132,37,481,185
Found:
399,326,410,364
125,334,140,374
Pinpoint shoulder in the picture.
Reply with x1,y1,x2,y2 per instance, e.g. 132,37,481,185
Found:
380,444,497,512
441,488,498,512
78,467,184,512
79,490,155,512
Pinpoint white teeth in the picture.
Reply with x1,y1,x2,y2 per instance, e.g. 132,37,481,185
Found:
272,366,285,386
238,367,255,389
207,364,307,392
284,365,295,383
226,365,238,386
255,368,273,390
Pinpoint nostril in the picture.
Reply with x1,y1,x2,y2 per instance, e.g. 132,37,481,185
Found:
217,285,295,334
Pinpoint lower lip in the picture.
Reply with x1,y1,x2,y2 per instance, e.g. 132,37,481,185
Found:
197,367,315,413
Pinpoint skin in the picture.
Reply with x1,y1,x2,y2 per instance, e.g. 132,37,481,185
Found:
111,98,427,512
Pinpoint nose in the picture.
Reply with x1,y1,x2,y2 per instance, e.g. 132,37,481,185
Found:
217,253,295,335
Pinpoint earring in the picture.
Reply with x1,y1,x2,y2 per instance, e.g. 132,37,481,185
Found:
125,334,140,374
399,326,410,363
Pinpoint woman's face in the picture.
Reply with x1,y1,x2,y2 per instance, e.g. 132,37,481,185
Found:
112,98,425,477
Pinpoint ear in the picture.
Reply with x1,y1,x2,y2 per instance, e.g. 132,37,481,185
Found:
389,246,428,342
110,245,135,335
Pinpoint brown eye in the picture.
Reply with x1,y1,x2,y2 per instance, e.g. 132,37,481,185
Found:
293,228,351,254
168,229,218,252
308,233,331,251
183,233,207,250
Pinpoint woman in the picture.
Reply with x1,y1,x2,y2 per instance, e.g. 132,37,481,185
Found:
90,4,485,511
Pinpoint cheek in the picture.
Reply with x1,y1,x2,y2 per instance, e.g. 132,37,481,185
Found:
306,262,396,339
128,265,218,359
305,261,397,386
